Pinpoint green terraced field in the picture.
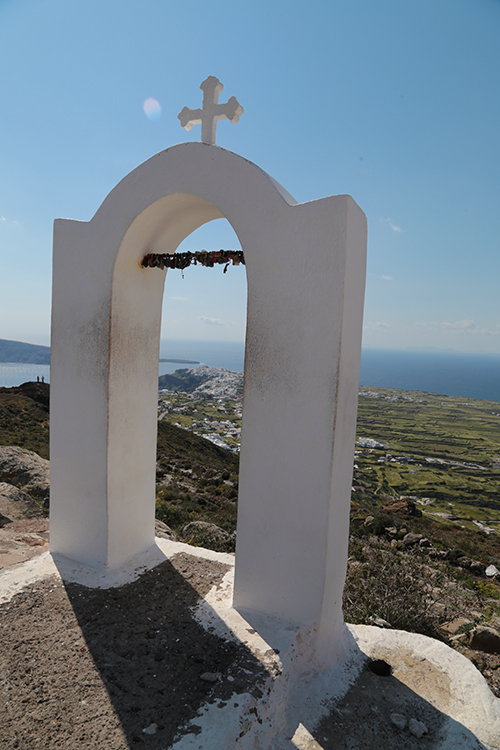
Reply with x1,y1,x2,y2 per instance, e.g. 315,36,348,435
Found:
354,388,500,533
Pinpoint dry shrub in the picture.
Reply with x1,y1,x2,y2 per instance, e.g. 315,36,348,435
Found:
343,540,448,639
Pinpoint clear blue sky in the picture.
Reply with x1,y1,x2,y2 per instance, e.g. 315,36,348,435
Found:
0,0,499,353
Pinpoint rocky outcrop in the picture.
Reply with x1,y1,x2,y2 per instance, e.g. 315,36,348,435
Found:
469,625,500,655
368,521,495,581
180,520,235,553
0,517,49,568
154,519,178,541
402,532,424,546
382,497,422,517
15,381,50,409
0,483,45,525
0,446,50,508
461,559,487,576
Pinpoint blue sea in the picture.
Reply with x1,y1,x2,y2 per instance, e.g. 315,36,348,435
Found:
359,349,500,403
0,362,51,388
159,339,245,373
1,343,499,403
0,341,246,389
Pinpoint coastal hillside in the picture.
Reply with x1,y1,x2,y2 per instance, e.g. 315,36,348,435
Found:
1,374,500,696
0,380,239,551
0,338,50,364
0,381,50,459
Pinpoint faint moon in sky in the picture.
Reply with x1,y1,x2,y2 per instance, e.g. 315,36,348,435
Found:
143,98,162,121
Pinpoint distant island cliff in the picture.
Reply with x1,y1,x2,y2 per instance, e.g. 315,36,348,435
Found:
0,339,202,368
0,339,51,365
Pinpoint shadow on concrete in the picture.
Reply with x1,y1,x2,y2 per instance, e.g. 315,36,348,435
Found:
297,650,492,750
60,554,269,747
0,554,267,749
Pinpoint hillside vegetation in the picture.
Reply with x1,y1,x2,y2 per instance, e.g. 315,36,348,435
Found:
355,387,500,534
0,382,50,459
0,381,239,551
1,379,500,695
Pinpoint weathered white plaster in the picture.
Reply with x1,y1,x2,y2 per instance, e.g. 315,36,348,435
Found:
50,141,367,644
348,625,500,749
175,568,500,749
0,538,234,601
0,551,57,604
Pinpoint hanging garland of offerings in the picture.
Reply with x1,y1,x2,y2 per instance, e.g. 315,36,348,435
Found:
141,249,245,273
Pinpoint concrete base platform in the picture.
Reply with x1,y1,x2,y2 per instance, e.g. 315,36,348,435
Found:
1,539,499,749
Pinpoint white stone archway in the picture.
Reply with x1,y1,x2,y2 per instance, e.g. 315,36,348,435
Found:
50,142,366,635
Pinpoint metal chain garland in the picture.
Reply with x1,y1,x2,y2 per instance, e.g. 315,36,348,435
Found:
141,249,245,273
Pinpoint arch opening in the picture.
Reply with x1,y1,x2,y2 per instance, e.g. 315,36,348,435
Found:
156,219,248,547
160,218,248,353
107,197,249,569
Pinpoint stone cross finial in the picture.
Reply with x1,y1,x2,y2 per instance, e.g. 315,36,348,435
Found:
178,76,243,145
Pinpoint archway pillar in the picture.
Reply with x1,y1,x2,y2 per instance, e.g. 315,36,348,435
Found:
234,194,367,632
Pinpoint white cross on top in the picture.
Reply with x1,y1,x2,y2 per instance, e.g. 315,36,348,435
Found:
178,76,243,145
